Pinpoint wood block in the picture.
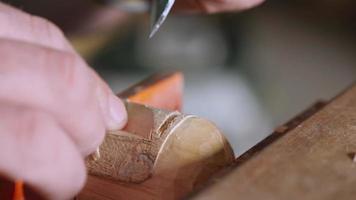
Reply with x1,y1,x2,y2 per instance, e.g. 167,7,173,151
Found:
79,103,234,200
78,72,234,200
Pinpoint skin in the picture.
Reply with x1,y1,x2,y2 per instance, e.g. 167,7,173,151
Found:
174,0,265,13
0,1,263,199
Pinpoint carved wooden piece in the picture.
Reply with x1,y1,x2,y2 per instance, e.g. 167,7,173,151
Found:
81,72,234,199
86,102,180,183
81,102,234,199
191,85,356,200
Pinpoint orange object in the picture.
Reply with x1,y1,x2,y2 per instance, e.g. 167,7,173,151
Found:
119,72,184,111
13,181,24,200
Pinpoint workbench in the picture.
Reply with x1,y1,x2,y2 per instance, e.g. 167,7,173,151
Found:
192,84,356,200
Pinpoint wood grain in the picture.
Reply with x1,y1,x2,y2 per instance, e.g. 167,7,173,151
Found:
86,103,178,183
80,103,234,200
192,84,356,200
81,73,234,200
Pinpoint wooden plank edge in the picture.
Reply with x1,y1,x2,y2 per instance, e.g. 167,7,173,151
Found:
185,100,327,199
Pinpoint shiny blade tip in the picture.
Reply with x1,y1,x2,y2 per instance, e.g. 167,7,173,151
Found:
149,0,175,38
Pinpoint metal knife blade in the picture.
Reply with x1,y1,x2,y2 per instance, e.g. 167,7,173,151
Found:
149,0,175,38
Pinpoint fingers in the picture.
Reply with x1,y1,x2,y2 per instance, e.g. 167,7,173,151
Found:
0,3,73,52
0,1,127,133
0,105,86,199
174,0,264,13
0,39,126,155
92,70,128,131
0,2,128,154
0,2,128,199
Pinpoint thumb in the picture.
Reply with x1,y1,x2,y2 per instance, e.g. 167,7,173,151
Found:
93,70,128,131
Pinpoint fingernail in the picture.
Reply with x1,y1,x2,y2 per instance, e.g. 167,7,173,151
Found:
107,95,127,130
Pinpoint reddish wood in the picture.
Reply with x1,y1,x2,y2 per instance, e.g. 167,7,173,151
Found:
192,84,356,200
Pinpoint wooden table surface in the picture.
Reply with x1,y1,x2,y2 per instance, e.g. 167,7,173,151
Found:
192,84,356,200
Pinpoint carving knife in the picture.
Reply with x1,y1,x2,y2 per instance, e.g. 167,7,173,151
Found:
149,0,175,38
94,0,176,38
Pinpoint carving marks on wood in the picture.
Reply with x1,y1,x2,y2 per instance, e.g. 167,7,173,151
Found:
80,104,234,200
85,102,232,187
86,132,157,183
85,103,178,183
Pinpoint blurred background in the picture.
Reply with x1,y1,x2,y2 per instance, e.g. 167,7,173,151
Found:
7,0,356,155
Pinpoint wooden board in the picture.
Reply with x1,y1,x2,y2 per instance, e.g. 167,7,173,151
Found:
191,84,356,200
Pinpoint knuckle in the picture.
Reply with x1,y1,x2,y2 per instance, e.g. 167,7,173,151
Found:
17,111,48,134
55,52,80,87
29,15,69,50
199,0,264,13
15,111,50,145
53,52,94,103
34,50,84,94
0,3,72,51
196,0,220,14
30,15,64,37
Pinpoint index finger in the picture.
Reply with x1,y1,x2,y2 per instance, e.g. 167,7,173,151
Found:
0,3,74,52
0,2,128,137
173,0,264,13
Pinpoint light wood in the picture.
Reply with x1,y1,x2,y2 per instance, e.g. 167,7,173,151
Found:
85,102,179,183
80,102,234,200
80,72,235,199
192,85,356,200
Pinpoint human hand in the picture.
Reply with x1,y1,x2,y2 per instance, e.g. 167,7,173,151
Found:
174,0,265,13
0,3,127,199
